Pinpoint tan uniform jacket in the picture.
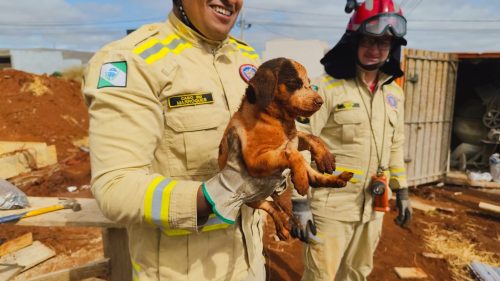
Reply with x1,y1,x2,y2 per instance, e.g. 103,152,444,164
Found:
83,13,263,281
297,72,408,223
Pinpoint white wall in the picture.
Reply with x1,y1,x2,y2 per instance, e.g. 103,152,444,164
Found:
10,49,84,75
262,39,330,79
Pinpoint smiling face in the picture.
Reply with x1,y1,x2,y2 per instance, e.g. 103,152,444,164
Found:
357,35,392,68
182,0,243,41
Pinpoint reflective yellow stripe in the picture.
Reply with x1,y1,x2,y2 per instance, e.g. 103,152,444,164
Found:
144,176,165,226
230,38,259,60
160,180,177,229
332,166,364,183
391,167,406,173
325,80,343,90
134,33,193,64
133,37,160,55
162,214,230,236
131,258,141,281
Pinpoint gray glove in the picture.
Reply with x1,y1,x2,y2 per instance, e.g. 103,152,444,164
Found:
291,199,321,244
395,188,412,227
202,135,282,224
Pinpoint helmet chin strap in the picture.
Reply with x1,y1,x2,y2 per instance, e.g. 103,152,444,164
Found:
356,57,385,71
174,0,201,34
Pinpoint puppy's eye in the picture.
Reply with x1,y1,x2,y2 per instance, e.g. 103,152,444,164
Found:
285,79,303,91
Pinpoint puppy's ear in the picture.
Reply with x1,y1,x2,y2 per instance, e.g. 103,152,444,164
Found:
246,68,276,110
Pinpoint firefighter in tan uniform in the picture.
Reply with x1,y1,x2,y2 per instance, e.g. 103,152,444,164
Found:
292,1,413,280
83,1,280,280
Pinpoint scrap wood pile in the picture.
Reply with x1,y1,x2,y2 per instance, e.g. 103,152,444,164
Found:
0,69,103,280
0,69,91,196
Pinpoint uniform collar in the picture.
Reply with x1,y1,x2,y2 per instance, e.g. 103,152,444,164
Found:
167,12,232,51
356,66,393,90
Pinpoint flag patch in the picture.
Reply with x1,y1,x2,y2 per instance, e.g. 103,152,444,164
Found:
98,61,128,89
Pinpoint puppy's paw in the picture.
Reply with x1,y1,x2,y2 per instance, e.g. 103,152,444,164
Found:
339,171,354,181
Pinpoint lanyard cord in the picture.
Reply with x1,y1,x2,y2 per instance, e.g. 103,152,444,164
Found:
355,79,387,174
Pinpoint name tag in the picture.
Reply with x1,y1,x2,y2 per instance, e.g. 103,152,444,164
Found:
335,102,360,112
167,93,214,108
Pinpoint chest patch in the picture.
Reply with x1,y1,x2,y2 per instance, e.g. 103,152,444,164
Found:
335,102,360,112
296,116,310,124
167,93,214,108
239,64,257,83
386,94,398,109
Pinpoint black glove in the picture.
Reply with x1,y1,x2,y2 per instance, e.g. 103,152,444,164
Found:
291,199,321,244
395,188,412,227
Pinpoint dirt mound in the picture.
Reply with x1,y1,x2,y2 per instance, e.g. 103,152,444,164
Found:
0,69,89,160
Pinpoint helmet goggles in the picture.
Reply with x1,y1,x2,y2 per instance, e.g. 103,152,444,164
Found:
359,13,407,37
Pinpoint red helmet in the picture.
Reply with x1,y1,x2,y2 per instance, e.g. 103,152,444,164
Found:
347,0,407,38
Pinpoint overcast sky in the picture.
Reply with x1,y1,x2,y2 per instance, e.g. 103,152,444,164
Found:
1,0,500,55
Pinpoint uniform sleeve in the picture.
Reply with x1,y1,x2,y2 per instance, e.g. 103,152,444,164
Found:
83,49,200,231
388,88,408,190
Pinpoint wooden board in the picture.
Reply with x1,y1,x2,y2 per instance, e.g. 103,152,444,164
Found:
0,142,57,179
25,258,110,281
0,241,55,280
0,264,23,281
445,171,500,189
0,232,33,257
394,267,428,279
479,202,500,214
0,197,120,228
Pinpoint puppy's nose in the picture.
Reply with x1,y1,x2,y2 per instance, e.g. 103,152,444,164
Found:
314,97,324,106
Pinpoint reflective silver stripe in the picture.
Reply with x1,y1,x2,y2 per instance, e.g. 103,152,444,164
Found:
151,178,172,227
139,38,186,60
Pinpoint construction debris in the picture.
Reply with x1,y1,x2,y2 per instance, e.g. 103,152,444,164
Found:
394,267,428,279
0,233,33,257
0,241,55,280
469,261,500,281
0,142,57,179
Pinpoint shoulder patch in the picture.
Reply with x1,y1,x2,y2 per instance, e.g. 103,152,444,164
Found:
239,64,257,83
98,61,127,89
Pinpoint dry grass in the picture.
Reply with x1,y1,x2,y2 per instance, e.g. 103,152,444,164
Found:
21,76,52,96
61,65,84,83
424,223,500,281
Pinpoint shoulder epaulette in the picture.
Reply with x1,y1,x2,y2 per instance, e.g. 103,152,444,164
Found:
321,74,343,90
132,27,193,65
386,83,404,96
229,37,259,60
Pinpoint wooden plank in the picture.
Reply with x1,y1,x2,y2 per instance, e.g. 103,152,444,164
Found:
0,233,33,257
0,153,31,179
103,228,131,281
479,202,500,214
414,49,431,185
0,264,23,281
0,142,57,170
0,142,47,155
394,267,428,279
445,171,500,189
0,241,55,272
0,197,120,228
24,258,110,281
405,49,422,184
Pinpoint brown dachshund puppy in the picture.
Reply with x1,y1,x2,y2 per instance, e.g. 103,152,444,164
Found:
218,57,353,239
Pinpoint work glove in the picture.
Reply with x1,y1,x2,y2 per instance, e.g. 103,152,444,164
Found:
394,188,412,227
291,199,321,244
202,132,282,225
